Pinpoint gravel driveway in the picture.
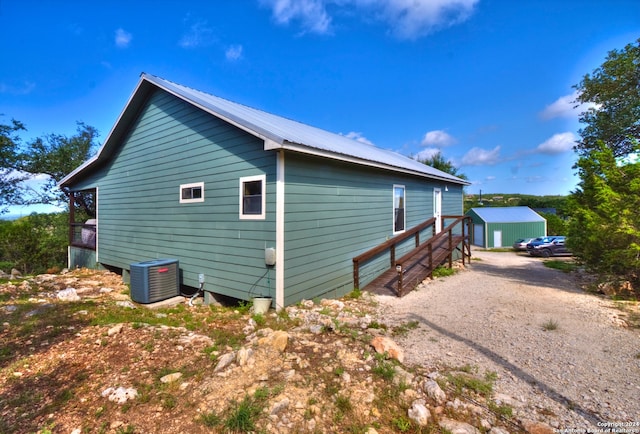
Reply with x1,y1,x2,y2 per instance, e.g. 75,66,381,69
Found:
376,248,640,429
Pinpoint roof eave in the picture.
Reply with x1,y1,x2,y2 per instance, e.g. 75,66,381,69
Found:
267,140,470,185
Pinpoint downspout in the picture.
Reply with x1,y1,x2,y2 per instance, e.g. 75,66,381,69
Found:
275,150,285,310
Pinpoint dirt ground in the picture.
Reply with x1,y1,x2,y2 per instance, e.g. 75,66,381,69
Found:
1,250,639,433
378,248,640,428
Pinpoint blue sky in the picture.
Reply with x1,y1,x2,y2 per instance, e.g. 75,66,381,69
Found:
2,0,639,216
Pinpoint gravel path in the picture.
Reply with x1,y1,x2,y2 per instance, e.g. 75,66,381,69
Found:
376,249,640,429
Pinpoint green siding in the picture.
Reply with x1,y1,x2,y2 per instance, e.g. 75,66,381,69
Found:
282,153,463,304
466,209,546,248
486,222,546,248
72,89,277,298
69,246,97,269
68,88,466,306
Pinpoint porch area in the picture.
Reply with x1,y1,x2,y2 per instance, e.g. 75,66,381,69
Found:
353,216,471,297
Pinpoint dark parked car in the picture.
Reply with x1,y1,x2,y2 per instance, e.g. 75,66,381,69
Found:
527,236,571,257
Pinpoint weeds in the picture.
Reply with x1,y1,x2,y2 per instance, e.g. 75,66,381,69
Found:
542,319,559,331
432,266,456,278
392,320,419,337
392,416,412,432
372,353,396,381
488,400,513,418
344,288,363,300
223,394,263,432
543,260,577,273
198,411,221,427
446,370,495,398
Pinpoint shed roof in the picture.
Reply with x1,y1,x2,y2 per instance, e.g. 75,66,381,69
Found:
60,73,469,187
467,206,545,223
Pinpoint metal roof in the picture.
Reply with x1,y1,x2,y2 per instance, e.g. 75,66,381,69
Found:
60,73,469,187
468,206,545,223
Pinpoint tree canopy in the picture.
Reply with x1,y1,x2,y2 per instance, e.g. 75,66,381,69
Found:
568,38,640,293
573,38,640,158
416,151,468,180
0,120,99,214
0,119,28,214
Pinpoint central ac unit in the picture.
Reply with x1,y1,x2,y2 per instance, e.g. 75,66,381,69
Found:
130,258,179,304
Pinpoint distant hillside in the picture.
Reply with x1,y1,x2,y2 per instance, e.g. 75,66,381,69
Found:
464,193,568,216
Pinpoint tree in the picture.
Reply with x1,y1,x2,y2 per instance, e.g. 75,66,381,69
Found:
0,212,68,274
573,38,640,158
569,38,640,293
17,122,99,209
0,118,28,214
416,151,468,180
567,141,640,289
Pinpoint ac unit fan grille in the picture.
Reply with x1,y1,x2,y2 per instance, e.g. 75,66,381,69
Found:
130,259,179,304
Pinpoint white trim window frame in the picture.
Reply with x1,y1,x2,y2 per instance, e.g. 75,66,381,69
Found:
393,184,406,234
179,182,205,203
240,174,266,220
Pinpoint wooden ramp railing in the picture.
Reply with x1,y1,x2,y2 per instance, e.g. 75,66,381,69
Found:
353,216,471,297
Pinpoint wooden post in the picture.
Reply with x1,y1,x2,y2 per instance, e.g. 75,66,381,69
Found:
390,246,395,268
69,193,75,245
353,259,360,289
448,227,453,268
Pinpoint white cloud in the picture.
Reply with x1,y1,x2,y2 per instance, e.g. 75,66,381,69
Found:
484,175,496,181
535,132,576,155
260,0,478,38
540,92,578,120
415,147,441,160
344,131,375,146
115,28,132,48
179,18,215,48
357,0,479,39
260,0,332,35
421,129,456,147
225,45,244,61
540,91,599,120
461,146,501,166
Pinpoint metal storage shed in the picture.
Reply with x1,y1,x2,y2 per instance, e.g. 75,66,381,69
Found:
465,206,546,248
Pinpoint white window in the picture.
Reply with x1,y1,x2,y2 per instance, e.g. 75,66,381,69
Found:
179,182,205,203
393,185,405,233
240,175,266,220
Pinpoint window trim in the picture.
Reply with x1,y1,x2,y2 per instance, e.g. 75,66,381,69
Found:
393,184,406,234
239,174,266,220
179,182,205,203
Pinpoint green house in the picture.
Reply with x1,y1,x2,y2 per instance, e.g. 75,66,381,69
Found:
465,206,546,248
59,73,469,308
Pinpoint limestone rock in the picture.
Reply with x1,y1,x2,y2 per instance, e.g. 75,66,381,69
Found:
57,287,81,302
107,323,124,336
259,330,289,352
101,386,138,404
370,336,404,363
407,400,431,426
439,417,480,434
423,379,447,404
214,352,236,372
270,398,290,415
236,347,254,366
160,372,183,383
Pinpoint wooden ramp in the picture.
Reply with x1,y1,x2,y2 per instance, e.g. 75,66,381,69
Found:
354,216,471,297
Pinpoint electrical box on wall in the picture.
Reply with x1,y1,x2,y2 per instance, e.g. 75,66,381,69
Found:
265,247,276,266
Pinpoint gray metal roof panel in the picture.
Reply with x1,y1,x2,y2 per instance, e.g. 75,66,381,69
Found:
469,206,545,223
60,73,470,187
143,73,468,184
